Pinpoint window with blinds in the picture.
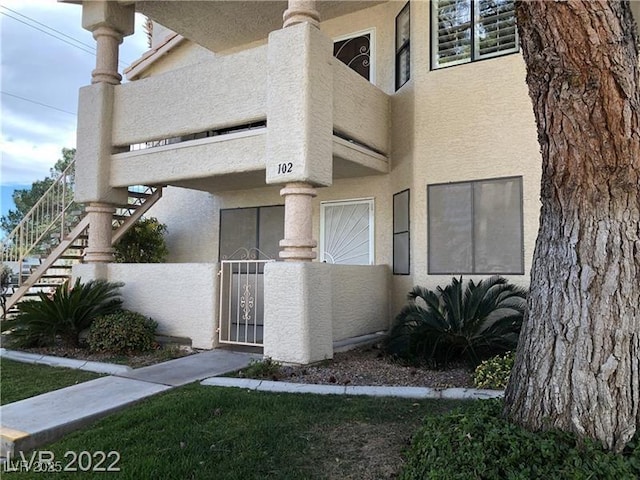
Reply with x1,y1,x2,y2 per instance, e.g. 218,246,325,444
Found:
432,0,518,69
427,177,524,274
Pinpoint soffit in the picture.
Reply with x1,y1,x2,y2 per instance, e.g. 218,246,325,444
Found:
134,0,385,52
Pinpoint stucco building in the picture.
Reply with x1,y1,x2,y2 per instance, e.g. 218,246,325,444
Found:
60,0,640,364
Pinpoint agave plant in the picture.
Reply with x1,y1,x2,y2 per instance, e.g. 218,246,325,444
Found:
2,278,124,348
385,276,527,367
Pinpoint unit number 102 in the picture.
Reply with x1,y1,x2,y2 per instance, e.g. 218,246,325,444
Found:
277,163,293,174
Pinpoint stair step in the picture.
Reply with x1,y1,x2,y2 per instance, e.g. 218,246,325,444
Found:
127,190,152,199
58,255,83,260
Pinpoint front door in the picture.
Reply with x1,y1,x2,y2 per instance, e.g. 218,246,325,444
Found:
320,199,374,265
218,206,284,346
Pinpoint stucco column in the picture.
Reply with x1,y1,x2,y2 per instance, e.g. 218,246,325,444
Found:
279,183,317,261
83,0,134,85
84,203,116,263
283,0,320,28
277,0,322,263
78,1,134,265
91,25,123,85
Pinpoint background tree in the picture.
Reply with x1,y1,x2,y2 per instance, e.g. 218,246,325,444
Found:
504,1,639,452
114,217,168,263
1,148,76,235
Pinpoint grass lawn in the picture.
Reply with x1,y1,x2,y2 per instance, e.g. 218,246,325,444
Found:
5,384,461,479
0,358,101,405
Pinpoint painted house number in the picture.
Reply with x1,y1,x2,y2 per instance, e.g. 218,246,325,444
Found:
277,163,293,174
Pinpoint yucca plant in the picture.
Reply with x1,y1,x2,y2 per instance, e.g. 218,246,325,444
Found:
2,278,123,348
385,276,527,367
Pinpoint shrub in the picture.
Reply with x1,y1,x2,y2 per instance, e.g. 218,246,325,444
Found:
384,276,526,367
0,263,11,289
238,358,282,380
114,217,168,263
474,351,515,389
2,278,123,348
87,310,158,354
401,399,639,479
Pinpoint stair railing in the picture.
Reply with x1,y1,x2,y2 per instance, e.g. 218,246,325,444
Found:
1,160,79,284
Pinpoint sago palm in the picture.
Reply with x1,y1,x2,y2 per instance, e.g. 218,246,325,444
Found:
2,278,123,348
385,276,527,367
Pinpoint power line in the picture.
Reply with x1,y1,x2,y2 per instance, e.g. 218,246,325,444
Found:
1,91,77,116
1,11,96,56
0,5,133,67
1,5,96,53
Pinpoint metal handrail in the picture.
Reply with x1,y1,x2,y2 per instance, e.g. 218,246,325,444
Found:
1,160,79,268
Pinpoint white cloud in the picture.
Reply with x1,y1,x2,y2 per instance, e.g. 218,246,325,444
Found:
0,1,148,187
1,135,73,185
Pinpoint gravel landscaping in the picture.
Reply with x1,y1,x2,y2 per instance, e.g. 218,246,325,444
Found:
245,344,475,388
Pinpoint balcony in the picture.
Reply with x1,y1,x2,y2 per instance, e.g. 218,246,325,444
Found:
104,37,389,192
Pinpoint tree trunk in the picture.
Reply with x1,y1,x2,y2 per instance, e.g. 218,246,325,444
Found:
504,0,640,452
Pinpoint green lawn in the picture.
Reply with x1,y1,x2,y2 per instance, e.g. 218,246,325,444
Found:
4,384,461,479
0,358,101,405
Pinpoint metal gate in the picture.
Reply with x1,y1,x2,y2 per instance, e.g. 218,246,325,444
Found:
218,251,274,346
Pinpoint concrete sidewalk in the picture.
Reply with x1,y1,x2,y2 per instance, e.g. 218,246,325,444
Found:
0,349,259,457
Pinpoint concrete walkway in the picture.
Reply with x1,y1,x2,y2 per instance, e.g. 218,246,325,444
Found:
0,349,503,459
0,349,259,457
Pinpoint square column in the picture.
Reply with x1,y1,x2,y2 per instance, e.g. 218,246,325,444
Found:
263,262,333,364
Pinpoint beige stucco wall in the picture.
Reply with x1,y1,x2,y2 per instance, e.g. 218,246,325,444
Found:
98,0,544,337
144,186,218,263
73,263,218,350
140,39,216,79
331,265,390,341
110,131,266,187
408,0,541,293
321,1,401,95
113,45,267,146
263,262,390,364
264,262,334,364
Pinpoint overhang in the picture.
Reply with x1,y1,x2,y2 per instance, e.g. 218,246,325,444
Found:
61,1,386,52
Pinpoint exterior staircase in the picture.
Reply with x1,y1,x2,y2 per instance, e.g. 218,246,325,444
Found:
1,161,163,317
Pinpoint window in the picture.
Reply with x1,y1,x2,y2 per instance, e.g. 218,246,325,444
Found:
431,0,518,69
320,199,374,265
393,189,410,274
334,30,374,82
219,206,284,261
428,177,523,274
396,3,410,89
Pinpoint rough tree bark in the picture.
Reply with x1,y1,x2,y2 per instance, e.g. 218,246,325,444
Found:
504,1,640,452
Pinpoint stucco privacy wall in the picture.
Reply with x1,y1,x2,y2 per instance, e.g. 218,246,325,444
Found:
263,263,390,364
331,265,390,342
264,262,333,364
73,263,218,350
332,61,390,154
112,45,267,147
110,131,266,187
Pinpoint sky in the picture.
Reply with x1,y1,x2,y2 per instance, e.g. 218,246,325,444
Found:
0,0,148,220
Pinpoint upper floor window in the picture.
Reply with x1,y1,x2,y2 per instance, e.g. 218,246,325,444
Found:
334,30,375,82
396,3,410,90
431,0,518,69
